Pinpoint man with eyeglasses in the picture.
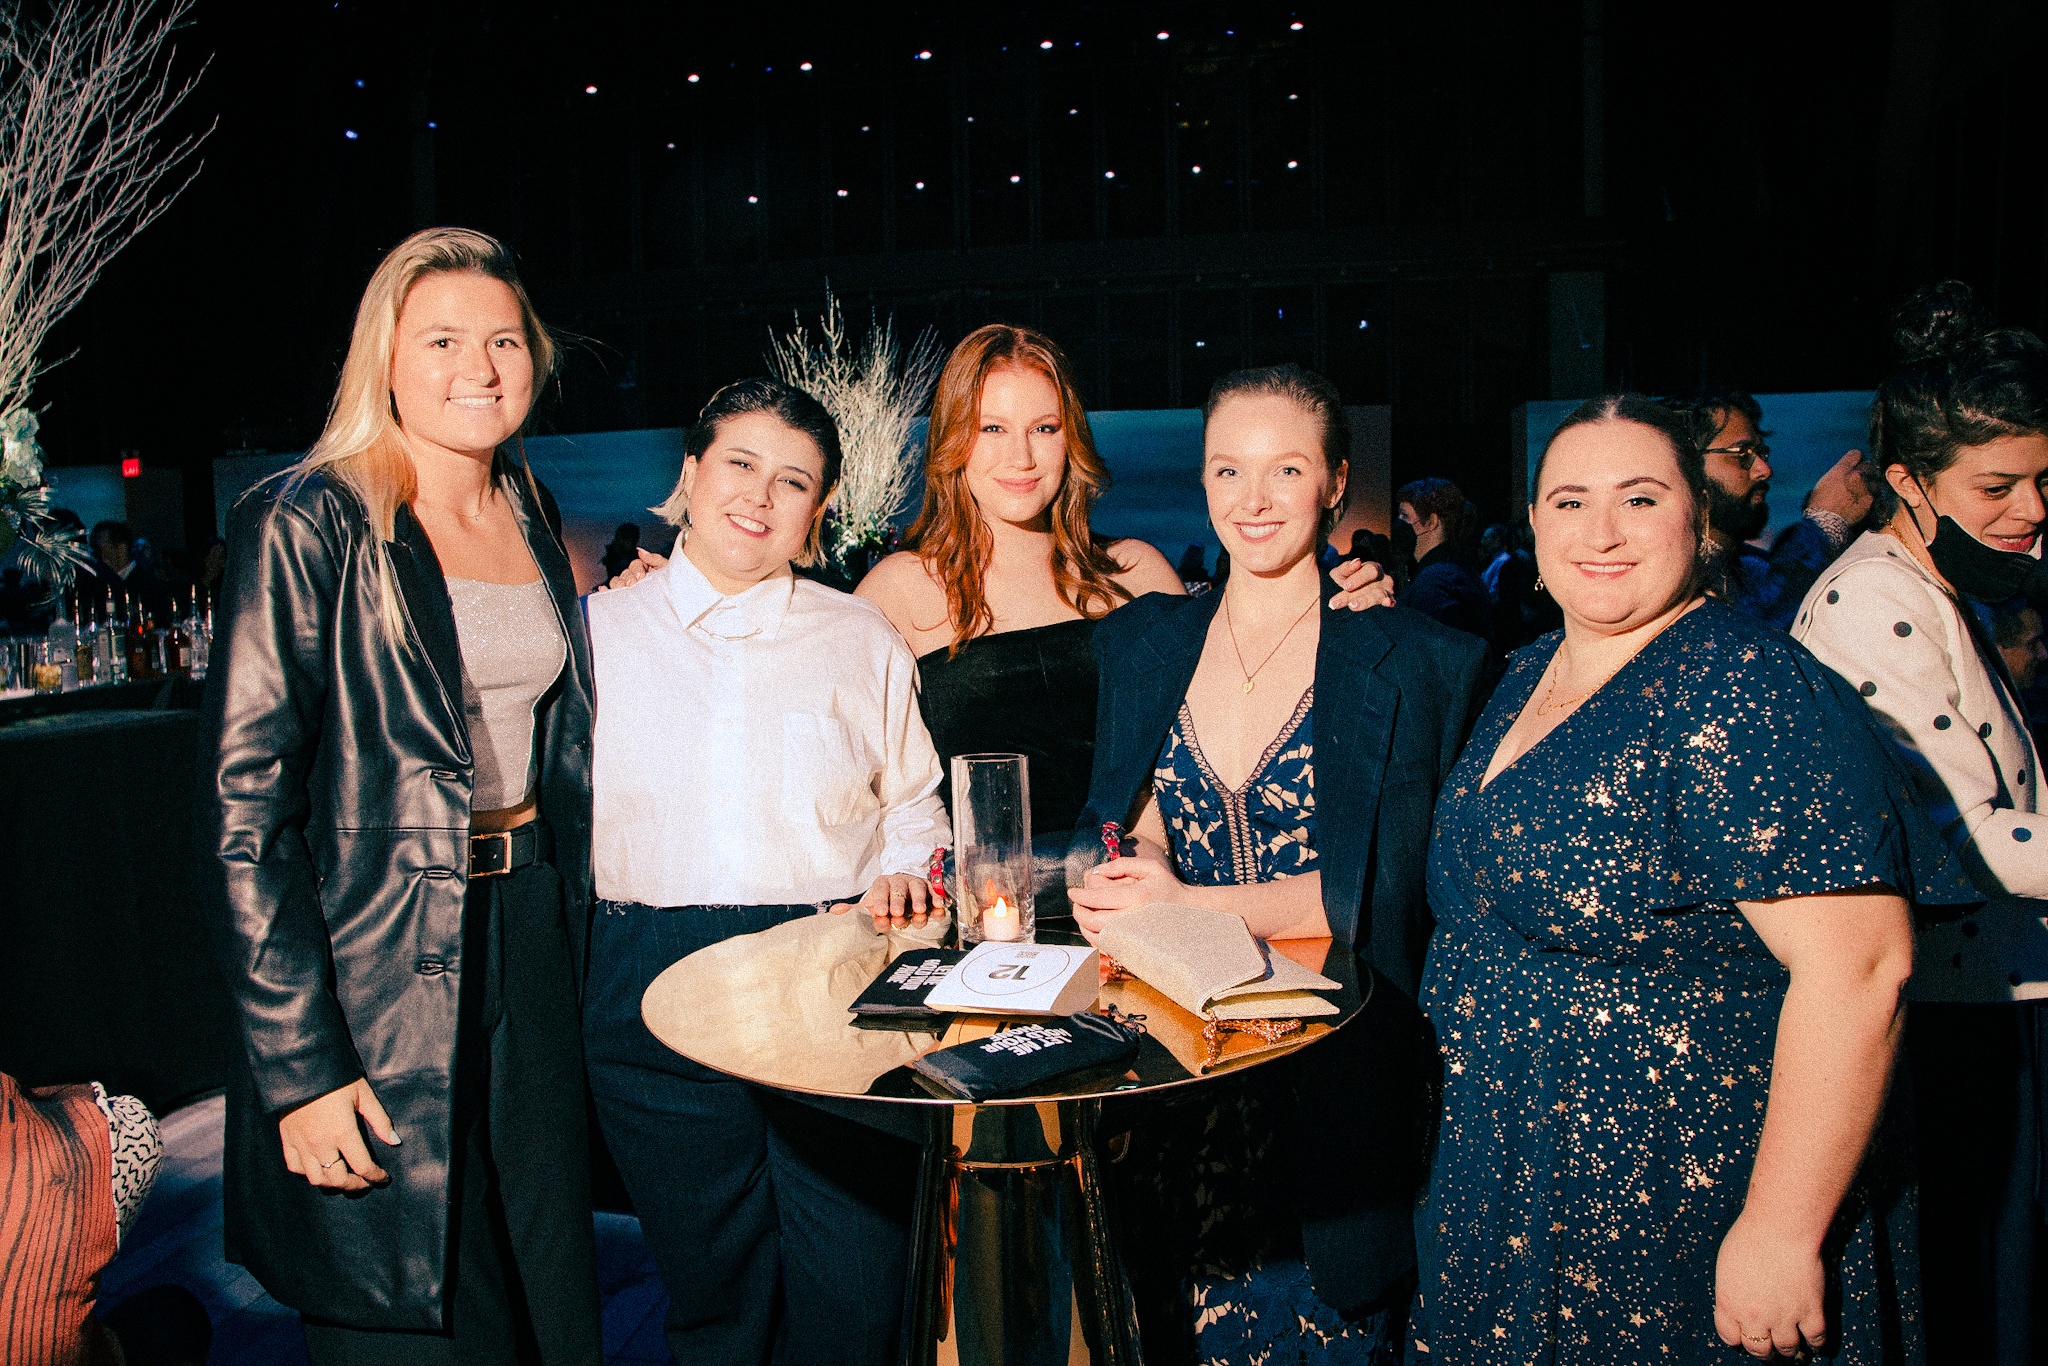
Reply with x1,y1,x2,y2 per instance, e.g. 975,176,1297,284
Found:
1665,389,1873,629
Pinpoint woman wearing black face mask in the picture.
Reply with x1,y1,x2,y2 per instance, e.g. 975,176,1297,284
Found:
1794,279,2048,1366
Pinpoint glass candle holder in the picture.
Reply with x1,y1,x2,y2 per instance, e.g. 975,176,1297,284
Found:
950,752,1034,944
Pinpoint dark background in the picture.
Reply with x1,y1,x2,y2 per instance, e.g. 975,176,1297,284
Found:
31,0,2048,552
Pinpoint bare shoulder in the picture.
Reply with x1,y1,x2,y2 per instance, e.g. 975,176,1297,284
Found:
854,549,953,647
856,550,943,609
1107,538,1187,597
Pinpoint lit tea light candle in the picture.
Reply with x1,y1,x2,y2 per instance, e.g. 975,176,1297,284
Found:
983,895,1022,942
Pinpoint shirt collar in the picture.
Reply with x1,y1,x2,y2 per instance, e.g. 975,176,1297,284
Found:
663,546,796,642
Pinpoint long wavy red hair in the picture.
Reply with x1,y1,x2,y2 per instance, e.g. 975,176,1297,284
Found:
905,325,1131,653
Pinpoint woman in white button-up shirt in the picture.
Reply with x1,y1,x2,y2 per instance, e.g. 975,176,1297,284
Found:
1790,281,2048,1365
581,378,949,1366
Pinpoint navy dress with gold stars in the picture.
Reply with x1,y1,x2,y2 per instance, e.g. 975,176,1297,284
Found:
1413,602,1975,1365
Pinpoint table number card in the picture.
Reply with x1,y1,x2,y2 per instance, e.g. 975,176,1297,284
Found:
923,941,1099,1017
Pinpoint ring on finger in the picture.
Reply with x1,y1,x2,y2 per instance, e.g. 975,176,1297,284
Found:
319,1154,346,1170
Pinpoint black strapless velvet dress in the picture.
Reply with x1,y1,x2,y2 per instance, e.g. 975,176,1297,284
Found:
915,616,1100,838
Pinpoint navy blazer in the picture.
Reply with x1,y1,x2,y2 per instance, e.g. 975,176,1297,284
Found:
1073,578,1487,1314
1072,578,1486,1000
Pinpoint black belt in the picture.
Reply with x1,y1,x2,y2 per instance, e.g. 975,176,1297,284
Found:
470,822,550,878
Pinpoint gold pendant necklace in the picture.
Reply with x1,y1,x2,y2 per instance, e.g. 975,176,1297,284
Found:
1224,591,1318,693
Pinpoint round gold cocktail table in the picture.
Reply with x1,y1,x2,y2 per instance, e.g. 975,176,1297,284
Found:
643,923,1365,1366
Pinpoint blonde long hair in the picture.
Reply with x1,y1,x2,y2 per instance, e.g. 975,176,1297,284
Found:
904,324,1129,653
278,226,557,636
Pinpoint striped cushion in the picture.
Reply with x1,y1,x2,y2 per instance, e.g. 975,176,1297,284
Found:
0,1073,119,1366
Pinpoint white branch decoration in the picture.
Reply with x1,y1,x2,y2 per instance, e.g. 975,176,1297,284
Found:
0,0,209,581
768,291,941,567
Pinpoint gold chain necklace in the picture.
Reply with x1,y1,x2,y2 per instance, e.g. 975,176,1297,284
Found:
1222,591,1318,694
1535,647,1628,716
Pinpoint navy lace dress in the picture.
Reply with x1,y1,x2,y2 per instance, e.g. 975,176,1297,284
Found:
1413,603,1976,1365
1111,688,1403,1364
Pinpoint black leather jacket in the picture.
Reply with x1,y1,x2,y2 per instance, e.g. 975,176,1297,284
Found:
197,463,593,1328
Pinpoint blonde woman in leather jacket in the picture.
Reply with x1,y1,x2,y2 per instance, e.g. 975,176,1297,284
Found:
199,228,600,1365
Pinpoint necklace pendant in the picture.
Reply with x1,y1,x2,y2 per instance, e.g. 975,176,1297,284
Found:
1241,678,1255,694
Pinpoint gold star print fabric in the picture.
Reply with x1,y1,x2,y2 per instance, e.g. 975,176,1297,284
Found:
1411,602,1975,1365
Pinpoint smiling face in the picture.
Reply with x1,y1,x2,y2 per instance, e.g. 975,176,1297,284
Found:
1202,393,1347,577
1888,432,2048,555
678,410,830,593
962,364,1068,529
1531,419,1706,634
388,271,536,461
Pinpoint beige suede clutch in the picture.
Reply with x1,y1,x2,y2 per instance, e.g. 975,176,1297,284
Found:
1094,902,1339,1021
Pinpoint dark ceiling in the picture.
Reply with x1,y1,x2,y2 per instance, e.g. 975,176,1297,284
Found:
30,0,2048,545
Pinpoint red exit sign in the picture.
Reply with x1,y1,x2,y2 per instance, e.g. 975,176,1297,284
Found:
121,456,142,478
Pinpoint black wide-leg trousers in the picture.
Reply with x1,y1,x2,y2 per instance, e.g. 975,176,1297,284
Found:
303,858,601,1366
582,900,919,1366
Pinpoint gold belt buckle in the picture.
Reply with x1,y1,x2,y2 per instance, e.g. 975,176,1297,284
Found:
470,830,513,878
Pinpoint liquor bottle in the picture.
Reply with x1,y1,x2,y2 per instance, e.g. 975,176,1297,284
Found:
187,588,211,680
45,593,78,690
127,602,154,681
167,591,192,675
106,591,131,684
74,596,98,687
91,593,116,685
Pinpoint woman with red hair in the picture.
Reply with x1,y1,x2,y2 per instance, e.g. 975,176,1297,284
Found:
857,325,1183,834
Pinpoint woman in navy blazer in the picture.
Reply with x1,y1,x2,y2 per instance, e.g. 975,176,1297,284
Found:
1069,365,1487,1361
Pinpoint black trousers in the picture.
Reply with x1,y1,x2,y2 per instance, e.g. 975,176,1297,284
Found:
583,901,919,1366
304,858,601,1366
1909,1000,2048,1366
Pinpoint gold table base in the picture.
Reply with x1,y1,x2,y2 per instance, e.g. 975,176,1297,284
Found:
907,1102,1139,1366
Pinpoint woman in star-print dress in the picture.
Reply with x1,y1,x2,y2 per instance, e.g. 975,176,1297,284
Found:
1413,395,1974,1365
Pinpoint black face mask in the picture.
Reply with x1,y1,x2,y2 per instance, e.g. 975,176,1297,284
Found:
1925,515,2045,602
1392,516,1417,565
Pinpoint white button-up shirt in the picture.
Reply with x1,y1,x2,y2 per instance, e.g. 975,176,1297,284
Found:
586,553,950,907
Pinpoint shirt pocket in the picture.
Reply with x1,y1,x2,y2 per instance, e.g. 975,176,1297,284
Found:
782,712,874,828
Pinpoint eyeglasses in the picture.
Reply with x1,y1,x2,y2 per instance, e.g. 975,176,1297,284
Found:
1703,441,1770,472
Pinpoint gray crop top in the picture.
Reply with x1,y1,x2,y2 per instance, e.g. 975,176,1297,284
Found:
445,576,567,812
